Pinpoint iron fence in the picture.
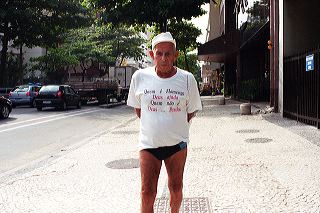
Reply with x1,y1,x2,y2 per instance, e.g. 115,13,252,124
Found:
284,46,320,129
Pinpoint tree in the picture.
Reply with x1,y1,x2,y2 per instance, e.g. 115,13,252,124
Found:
177,54,201,82
246,0,269,24
90,0,209,32
0,0,89,86
241,0,269,41
30,48,78,83
235,0,249,14
65,24,144,81
168,21,201,72
31,24,145,83
93,25,145,66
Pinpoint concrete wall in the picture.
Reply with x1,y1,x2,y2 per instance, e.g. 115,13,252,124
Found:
284,0,320,57
203,1,225,84
23,46,46,65
208,2,224,41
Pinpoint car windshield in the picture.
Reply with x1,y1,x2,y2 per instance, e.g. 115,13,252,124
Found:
40,86,59,92
14,86,29,92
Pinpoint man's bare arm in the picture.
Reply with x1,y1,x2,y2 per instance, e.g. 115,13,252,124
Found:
187,111,197,122
135,108,141,118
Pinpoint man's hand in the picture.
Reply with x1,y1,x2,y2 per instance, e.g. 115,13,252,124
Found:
135,108,141,118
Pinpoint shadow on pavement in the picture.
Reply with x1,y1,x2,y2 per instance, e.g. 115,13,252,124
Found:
261,113,320,147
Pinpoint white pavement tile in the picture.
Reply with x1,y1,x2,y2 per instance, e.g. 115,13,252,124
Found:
1,104,320,212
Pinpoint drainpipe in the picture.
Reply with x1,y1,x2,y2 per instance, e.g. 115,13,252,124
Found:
270,0,274,108
270,0,279,112
317,48,320,129
236,52,241,99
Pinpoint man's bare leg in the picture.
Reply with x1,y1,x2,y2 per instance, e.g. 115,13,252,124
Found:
139,150,162,213
164,148,187,213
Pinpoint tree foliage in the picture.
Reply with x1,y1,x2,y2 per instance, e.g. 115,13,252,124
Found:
30,48,78,83
31,24,145,83
91,0,209,32
241,0,269,42
177,53,201,82
92,25,145,65
246,0,269,24
166,21,201,72
168,21,201,52
0,0,90,86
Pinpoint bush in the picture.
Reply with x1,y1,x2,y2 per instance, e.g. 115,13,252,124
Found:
239,79,260,101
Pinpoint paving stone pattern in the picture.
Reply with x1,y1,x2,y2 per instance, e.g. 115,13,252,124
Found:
1,99,320,212
154,197,211,213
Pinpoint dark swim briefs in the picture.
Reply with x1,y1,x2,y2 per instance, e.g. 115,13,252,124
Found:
144,141,187,161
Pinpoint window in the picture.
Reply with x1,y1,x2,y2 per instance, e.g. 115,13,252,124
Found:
69,87,76,95
40,85,59,92
14,86,29,92
64,87,72,94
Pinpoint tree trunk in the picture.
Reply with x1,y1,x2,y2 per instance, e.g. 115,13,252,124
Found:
183,51,190,72
80,61,86,82
159,19,168,32
19,44,24,84
0,23,9,86
119,56,125,66
44,48,48,84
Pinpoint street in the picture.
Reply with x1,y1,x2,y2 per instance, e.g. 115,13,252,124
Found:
0,104,135,174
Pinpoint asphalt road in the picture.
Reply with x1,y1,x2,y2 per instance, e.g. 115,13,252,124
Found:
0,104,135,174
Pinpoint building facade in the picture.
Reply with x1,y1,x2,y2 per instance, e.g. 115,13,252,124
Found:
199,0,320,129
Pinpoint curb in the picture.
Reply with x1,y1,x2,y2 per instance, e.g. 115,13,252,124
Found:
99,101,126,108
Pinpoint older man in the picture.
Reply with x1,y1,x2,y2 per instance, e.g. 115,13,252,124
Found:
127,32,202,213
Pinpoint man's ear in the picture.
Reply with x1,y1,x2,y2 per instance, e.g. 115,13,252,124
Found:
175,51,180,60
149,50,155,60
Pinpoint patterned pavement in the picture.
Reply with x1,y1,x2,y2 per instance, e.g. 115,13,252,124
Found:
1,98,320,212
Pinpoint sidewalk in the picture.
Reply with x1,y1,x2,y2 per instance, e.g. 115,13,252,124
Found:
1,97,320,212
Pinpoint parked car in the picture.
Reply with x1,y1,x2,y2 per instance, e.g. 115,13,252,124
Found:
35,85,81,111
0,96,13,119
9,84,41,107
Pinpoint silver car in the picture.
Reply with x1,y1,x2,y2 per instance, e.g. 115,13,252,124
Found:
9,84,41,108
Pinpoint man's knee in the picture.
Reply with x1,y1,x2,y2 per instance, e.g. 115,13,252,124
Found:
168,181,183,194
141,186,157,199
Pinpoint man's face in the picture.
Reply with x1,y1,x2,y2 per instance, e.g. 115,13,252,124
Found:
150,42,178,73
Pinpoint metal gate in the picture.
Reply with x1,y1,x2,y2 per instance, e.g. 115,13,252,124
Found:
284,46,320,129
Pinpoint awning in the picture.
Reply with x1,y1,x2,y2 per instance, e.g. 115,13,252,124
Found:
198,30,240,63
240,21,269,50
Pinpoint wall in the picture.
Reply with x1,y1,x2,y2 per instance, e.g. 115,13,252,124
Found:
208,2,224,41
23,46,46,65
284,0,320,57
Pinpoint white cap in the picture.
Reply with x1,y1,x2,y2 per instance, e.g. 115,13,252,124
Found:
152,32,176,49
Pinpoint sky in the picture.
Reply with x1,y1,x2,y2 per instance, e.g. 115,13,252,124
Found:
190,3,210,44
191,1,255,44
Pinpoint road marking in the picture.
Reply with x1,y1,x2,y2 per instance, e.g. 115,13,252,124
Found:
0,109,103,133
0,109,94,128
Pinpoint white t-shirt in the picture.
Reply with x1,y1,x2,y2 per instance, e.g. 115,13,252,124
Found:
127,66,202,150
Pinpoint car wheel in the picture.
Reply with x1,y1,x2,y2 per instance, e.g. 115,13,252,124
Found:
37,107,42,111
81,100,87,105
77,101,81,109
116,95,122,102
31,99,36,108
61,101,67,110
0,105,10,119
